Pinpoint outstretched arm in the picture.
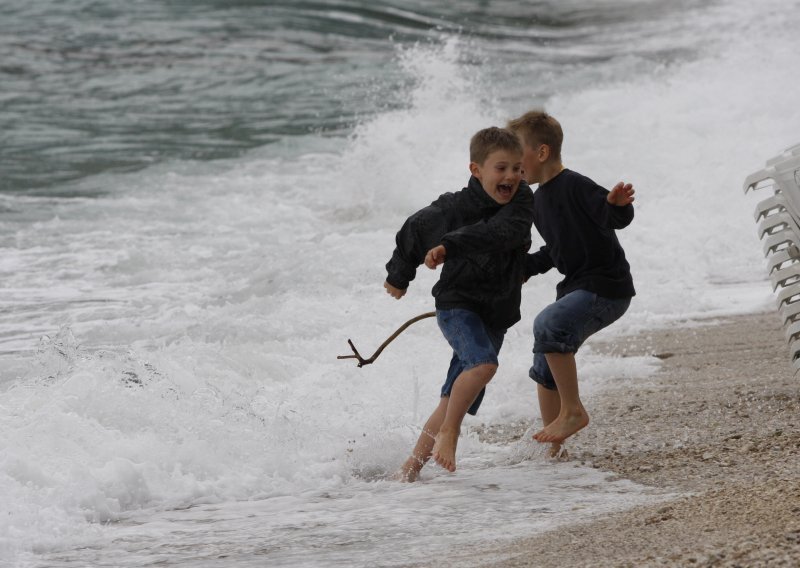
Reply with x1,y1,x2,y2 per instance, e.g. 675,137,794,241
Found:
607,182,635,206
579,180,635,230
383,280,407,299
385,203,449,291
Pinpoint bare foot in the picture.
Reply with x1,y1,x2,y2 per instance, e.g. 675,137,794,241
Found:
432,429,459,472
396,457,423,482
533,410,589,444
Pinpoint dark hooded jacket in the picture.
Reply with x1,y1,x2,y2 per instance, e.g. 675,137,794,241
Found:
385,176,534,330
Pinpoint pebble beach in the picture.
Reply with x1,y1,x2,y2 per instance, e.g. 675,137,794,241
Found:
467,311,800,567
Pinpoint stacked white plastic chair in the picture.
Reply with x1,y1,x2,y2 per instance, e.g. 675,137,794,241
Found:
743,143,800,371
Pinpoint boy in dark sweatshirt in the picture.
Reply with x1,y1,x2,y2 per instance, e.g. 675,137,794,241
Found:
384,127,534,480
507,110,636,455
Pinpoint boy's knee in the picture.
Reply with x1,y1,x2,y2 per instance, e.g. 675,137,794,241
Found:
473,363,498,382
533,310,558,339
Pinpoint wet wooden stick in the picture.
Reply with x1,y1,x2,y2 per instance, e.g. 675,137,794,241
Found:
337,312,436,367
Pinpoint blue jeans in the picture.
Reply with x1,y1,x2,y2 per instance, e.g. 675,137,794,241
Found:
530,290,631,390
437,308,505,415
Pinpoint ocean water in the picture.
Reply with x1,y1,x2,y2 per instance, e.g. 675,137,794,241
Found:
1,0,799,566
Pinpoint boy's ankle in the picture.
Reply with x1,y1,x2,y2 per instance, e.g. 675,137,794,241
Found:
404,454,423,466
437,425,459,437
401,456,423,474
560,406,587,418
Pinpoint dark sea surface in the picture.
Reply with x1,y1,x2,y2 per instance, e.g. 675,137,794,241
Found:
2,0,706,194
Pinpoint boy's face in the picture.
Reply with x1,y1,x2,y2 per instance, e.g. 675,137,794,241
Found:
520,142,546,184
470,149,523,205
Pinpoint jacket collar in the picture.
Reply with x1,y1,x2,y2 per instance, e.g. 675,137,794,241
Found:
467,175,497,207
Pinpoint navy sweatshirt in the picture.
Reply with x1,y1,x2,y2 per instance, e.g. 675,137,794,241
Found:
386,176,534,329
526,169,635,300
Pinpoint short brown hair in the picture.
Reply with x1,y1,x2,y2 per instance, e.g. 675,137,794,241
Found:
469,127,523,165
507,110,563,161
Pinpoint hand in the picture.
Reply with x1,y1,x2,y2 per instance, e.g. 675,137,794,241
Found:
384,280,406,299
424,245,447,269
607,182,635,206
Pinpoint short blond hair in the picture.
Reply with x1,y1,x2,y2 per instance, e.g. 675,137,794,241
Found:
469,127,523,165
507,110,563,161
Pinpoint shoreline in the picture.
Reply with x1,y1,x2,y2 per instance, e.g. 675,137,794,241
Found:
474,311,800,567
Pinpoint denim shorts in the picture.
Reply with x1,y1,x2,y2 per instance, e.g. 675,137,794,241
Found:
437,308,506,415
530,290,631,390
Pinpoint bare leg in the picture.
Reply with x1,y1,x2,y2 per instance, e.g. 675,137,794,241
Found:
533,352,589,444
432,363,497,472
536,384,567,458
399,397,449,482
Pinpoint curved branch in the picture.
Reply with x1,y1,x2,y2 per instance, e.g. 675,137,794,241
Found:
337,312,436,367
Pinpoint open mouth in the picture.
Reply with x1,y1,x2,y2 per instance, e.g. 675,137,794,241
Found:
497,183,514,197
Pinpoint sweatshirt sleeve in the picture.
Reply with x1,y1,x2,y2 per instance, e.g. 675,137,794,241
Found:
385,203,449,290
439,183,534,257
525,245,554,278
577,180,634,230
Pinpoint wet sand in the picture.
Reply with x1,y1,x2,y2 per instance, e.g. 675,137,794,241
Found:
474,311,800,567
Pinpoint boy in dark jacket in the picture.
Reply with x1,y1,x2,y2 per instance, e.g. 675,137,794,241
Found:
507,110,636,454
384,127,534,480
